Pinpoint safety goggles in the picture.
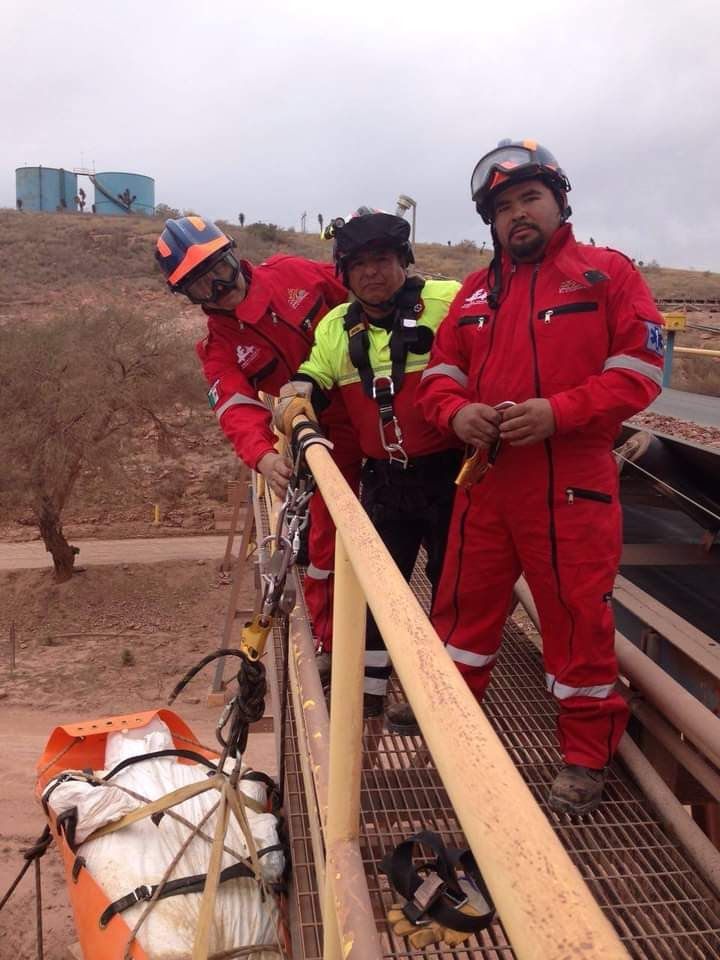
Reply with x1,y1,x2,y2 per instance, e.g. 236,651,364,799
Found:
470,146,553,202
182,251,240,305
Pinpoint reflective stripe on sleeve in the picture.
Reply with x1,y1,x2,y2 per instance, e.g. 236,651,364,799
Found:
365,650,391,669
446,644,499,668
215,393,268,420
602,355,663,386
420,363,468,387
546,674,615,700
306,564,332,581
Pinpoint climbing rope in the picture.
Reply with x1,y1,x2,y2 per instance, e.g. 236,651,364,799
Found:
615,450,720,524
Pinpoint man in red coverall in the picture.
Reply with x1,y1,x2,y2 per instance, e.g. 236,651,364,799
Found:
155,216,357,650
417,140,664,815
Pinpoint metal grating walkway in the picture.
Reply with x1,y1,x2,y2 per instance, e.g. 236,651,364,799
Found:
259,507,720,959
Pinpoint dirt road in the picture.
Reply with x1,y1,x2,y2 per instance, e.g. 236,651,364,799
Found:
0,535,228,571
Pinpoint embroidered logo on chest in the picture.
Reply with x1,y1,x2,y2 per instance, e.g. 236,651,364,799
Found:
236,344,260,367
558,279,585,294
462,287,488,308
287,288,309,310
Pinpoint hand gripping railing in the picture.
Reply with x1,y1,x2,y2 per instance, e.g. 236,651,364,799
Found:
285,412,629,960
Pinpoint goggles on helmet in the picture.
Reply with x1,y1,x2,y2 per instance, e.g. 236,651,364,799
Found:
180,251,240,305
471,141,570,223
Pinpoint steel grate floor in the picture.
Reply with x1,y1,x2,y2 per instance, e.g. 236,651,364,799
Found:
258,500,720,960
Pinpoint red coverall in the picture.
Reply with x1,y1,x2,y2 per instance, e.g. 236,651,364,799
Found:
417,225,664,768
195,254,358,648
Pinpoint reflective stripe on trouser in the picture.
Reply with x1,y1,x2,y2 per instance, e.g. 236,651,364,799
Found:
431,444,629,769
364,650,391,696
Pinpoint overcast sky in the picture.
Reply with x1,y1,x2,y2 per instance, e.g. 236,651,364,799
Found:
2,0,718,270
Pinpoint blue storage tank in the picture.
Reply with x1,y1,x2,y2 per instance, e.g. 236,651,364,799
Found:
92,171,155,216
15,166,78,212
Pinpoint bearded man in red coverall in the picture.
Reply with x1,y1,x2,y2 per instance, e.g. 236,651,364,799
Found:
417,140,665,815
155,216,359,651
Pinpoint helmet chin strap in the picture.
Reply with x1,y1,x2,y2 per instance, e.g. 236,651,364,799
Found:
354,289,402,314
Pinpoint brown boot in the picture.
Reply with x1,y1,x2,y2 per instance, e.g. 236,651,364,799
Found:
549,764,606,816
385,701,420,736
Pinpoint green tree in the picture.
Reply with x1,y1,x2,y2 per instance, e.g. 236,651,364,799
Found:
0,302,201,581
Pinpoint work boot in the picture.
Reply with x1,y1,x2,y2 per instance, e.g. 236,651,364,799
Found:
315,651,331,686
363,693,385,718
549,764,607,816
385,700,420,737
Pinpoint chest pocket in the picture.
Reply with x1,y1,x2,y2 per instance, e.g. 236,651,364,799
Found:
248,356,279,388
458,314,492,330
235,341,279,388
534,300,607,392
536,301,599,326
301,296,324,332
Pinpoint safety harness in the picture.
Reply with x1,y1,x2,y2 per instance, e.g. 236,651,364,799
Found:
343,276,433,467
381,831,495,947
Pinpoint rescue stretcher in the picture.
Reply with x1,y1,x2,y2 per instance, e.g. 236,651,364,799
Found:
35,709,287,960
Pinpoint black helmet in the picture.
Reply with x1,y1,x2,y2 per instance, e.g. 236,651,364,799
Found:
332,211,414,278
470,139,572,224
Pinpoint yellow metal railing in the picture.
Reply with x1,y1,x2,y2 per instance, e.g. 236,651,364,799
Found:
284,415,630,960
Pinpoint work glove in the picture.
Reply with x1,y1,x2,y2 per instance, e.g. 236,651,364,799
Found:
387,894,488,948
272,381,316,437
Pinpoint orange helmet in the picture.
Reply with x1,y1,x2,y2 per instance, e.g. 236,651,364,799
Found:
471,139,571,224
155,216,239,303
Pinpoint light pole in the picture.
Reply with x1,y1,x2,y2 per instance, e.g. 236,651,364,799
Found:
395,194,417,244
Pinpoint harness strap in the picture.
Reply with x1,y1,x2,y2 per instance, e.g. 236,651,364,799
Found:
381,830,495,934
343,276,427,405
343,277,427,464
98,860,257,928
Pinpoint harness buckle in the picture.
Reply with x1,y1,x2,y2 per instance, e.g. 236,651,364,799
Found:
133,884,153,903
402,872,446,924
372,375,395,400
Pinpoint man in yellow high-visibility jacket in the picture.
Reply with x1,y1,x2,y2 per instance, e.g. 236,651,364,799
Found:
275,211,462,731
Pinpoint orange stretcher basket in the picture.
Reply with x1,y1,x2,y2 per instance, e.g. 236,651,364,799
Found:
36,709,219,960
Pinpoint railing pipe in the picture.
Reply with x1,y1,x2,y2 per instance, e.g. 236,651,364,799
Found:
674,346,720,357
618,737,720,899
298,425,629,960
626,696,720,804
323,532,379,960
513,576,720,898
513,577,720,770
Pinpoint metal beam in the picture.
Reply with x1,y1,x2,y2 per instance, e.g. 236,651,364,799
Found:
621,543,720,565
614,574,720,681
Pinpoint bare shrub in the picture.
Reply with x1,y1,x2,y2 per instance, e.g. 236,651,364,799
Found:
0,300,201,580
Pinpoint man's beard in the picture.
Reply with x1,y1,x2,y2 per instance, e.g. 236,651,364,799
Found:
509,227,546,261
